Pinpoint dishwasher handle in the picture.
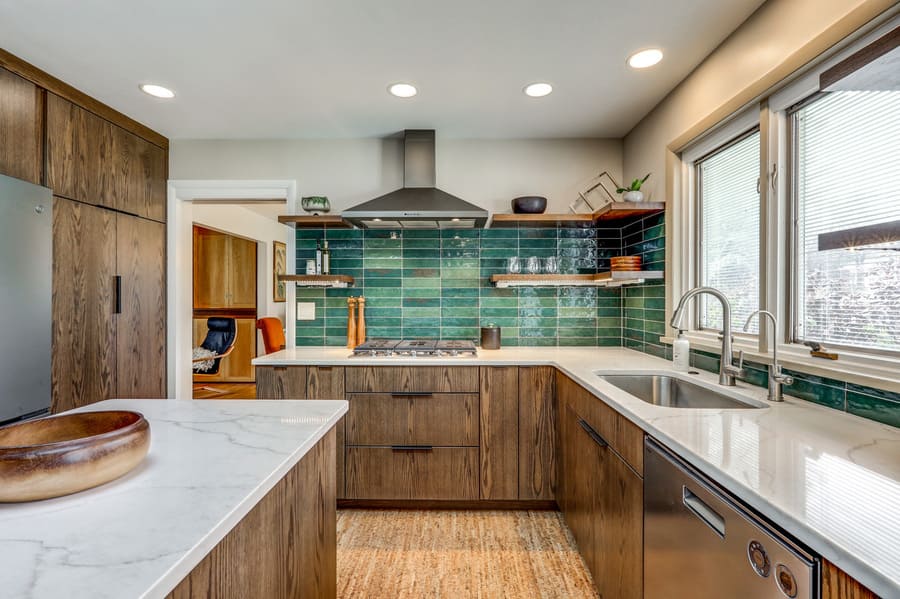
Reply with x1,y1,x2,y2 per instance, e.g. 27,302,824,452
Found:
683,486,725,538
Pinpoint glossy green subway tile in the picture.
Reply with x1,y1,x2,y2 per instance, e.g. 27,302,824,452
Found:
518,327,558,338
518,337,558,347
402,326,441,338
482,317,519,327
847,392,900,429
558,337,598,346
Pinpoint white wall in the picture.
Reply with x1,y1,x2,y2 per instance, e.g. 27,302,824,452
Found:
622,0,894,197
170,137,623,214
191,204,290,331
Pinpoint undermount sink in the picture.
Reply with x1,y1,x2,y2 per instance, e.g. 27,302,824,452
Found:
595,373,766,409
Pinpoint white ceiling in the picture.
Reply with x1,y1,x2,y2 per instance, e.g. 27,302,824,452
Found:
0,0,765,139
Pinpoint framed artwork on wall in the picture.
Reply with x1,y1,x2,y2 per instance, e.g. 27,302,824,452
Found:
273,240,286,303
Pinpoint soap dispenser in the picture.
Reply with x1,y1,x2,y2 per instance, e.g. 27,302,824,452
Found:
673,330,690,372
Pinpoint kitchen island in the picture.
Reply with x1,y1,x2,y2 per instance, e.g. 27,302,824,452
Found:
0,398,347,599
254,346,900,598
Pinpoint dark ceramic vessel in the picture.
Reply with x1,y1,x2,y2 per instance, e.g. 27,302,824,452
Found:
511,196,547,214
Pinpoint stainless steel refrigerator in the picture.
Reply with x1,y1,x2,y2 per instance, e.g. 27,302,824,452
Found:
0,174,53,424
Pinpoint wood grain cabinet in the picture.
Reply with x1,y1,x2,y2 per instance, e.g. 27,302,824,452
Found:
2,51,168,413
0,66,42,184
45,93,166,222
52,199,166,412
193,227,257,310
558,373,643,599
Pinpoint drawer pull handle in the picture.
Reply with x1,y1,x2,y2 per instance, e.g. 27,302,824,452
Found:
391,445,433,452
578,418,608,448
391,392,433,398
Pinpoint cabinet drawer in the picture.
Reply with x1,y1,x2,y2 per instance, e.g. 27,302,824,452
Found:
345,447,479,500
345,366,478,393
559,374,644,475
346,393,478,446
256,366,307,399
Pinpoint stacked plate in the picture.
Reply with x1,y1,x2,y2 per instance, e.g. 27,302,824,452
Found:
610,256,642,272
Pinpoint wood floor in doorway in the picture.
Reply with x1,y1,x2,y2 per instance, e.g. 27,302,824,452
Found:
192,382,256,399
337,509,598,598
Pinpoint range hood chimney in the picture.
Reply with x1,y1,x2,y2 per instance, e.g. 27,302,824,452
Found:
342,130,488,229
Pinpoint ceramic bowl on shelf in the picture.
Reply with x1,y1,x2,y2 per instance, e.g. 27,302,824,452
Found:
511,196,547,214
301,196,331,214
0,410,150,502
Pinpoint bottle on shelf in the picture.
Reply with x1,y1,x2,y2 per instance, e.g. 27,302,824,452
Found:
322,241,331,275
315,240,323,275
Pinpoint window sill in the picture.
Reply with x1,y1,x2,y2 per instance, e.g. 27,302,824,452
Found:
660,332,900,393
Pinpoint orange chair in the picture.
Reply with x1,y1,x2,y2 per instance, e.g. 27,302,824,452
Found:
257,317,286,355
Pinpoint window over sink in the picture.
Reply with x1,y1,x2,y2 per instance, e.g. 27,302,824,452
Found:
790,90,900,354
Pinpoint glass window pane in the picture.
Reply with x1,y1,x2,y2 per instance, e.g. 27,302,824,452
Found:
794,91,900,353
697,131,760,333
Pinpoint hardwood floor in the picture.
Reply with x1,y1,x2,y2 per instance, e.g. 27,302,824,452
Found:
192,382,257,400
336,509,598,598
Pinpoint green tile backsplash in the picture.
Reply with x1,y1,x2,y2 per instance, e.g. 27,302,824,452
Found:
294,212,899,429
295,226,623,347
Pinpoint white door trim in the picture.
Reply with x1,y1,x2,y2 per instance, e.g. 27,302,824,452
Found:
167,179,297,400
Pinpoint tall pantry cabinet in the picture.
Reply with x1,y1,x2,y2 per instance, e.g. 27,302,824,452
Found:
0,51,168,412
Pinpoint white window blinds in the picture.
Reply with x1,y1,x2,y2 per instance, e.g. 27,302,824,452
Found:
697,130,761,333
793,90,900,353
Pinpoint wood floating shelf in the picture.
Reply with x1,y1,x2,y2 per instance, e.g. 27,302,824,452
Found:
277,215,354,229
278,274,355,288
488,202,664,228
490,271,663,288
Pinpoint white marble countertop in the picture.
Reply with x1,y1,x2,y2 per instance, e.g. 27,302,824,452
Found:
0,398,347,599
255,347,900,596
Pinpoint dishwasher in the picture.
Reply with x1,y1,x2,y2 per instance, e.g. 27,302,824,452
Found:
644,437,818,599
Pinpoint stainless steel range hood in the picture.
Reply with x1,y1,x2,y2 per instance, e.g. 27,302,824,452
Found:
342,130,488,229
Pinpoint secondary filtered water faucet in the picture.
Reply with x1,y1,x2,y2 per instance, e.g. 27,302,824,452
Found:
743,310,794,402
670,287,744,386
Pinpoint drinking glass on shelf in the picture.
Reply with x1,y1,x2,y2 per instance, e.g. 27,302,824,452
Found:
526,256,542,275
507,257,521,274
544,256,559,274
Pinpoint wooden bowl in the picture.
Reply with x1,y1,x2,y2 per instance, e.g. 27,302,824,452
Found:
0,411,150,502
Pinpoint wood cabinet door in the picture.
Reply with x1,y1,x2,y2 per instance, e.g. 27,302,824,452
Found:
479,366,519,500
193,227,230,309
116,213,166,398
45,94,107,206
518,366,556,500
228,236,257,309
222,318,256,381
51,198,116,412
594,445,642,599
113,125,166,222
0,66,42,184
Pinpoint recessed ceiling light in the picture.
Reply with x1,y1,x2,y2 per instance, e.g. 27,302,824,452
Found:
524,82,553,98
388,83,417,98
627,48,663,69
139,83,175,99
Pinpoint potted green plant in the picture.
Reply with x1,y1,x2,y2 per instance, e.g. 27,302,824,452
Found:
616,174,650,202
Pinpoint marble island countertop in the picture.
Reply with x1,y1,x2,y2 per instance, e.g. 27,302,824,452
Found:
255,347,900,596
0,398,347,599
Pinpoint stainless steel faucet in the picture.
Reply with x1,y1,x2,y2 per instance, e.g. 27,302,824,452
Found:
743,310,794,402
670,287,744,386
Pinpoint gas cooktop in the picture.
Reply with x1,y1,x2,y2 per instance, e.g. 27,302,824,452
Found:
351,339,478,357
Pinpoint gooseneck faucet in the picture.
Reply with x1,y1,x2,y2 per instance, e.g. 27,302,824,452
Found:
743,310,794,402
670,287,744,386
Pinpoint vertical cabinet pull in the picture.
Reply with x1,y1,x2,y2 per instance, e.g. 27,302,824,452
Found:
114,276,122,314
578,418,608,447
